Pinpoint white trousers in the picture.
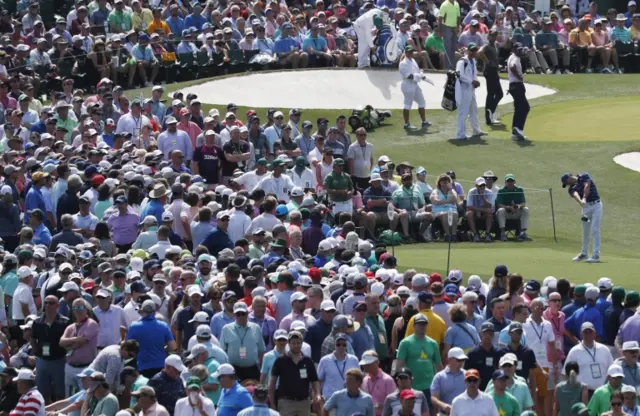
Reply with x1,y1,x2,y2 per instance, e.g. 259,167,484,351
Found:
401,82,426,110
357,36,371,68
456,87,479,138
581,200,602,258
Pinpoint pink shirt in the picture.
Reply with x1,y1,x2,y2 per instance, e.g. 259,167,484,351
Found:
543,308,566,361
362,369,396,416
178,121,203,149
64,318,99,365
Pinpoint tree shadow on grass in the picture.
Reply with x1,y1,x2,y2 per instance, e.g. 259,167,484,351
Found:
446,137,490,146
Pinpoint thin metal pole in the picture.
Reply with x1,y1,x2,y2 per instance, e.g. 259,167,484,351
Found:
549,188,558,242
446,224,453,275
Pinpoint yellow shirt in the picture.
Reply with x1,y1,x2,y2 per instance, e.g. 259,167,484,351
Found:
147,19,171,35
132,9,153,32
630,25,640,40
569,28,593,46
404,308,447,346
439,1,461,28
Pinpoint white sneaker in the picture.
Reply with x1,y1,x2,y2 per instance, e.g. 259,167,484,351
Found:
472,130,487,136
545,68,553,74
573,253,588,261
563,69,573,74
586,256,601,263
456,135,471,140
144,81,153,87
554,69,562,75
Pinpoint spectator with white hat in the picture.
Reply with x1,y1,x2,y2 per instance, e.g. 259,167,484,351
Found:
430,347,468,414
215,363,254,415
279,291,317,331
176,286,214,353
219,301,265,382
12,266,37,329
147,355,187,415
12,368,44,416
622,384,639,415
615,341,640,389
565,321,614,393
587,363,629,415
596,277,614,314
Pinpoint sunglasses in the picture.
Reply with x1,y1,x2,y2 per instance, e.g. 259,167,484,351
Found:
549,298,561,302
235,312,247,316
72,306,86,311
219,218,230,222
397,375,410,380
611,402,623,407
502,363,514,368
44,301,58,305
465,378,479,383
336,342,347,347
275,116,284,120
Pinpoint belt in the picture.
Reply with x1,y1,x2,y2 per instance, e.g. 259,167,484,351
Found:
67,362,91,368
587,199,601,205
279,397,309,402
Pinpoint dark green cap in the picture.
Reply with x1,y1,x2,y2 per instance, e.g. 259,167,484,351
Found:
295,156,306,167
467,42,479,51
186,376,201,389
625,290,639,305
256,158,268,166
18,250,34,260
333,158,345,166
574,284,587,296
272,159,285,167
404,45,414,52
571,403,589,415
612,286,626,301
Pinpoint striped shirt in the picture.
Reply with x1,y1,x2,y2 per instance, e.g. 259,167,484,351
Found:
10,388,45,416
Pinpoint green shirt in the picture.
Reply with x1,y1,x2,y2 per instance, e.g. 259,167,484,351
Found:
485,375,534,411
248,243,265,260
55,116,78,144
588,382,627,416
425,33,445,53
495,185,526,207
490,391,520,416
439,0,461,27
365,314,389,360
91,393,119,416
206,357,222,406
130,374,149,407
324,171,353,202
397,334,441,390
392,185,425,212
108,10,133,32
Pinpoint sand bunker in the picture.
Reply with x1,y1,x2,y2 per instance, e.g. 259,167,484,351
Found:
179,69,556,110
614,152,640,172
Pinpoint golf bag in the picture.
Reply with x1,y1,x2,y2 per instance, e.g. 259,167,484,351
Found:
371,23,400,66
441,70,458,111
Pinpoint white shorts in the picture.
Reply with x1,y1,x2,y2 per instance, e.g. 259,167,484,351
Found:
402,85,425,110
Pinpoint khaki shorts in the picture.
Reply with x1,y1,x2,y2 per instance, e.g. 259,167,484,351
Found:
534,365,559,395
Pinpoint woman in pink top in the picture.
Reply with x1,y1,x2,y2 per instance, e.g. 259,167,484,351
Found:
177,108,202,149
543,291,566,362
550,12,564,32
500,273,526,319
591,19,618,72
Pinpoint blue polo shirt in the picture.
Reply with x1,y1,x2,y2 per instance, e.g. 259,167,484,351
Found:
568,172,600,202
211,311,234,339
166,16,184,34
323,389,375,416
302,36,327,52
363,186,392,213
431,367,467,405
274,37,299,54
184,13,208,31
217,381,253,416
596,296,612,315
24,186,46,224
317,353,360,398
127,315,175,371
565,303,604,339
305,319,333,363
139,199,165,226
33,223,52,246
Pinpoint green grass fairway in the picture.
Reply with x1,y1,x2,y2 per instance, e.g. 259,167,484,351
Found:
131,73,640,288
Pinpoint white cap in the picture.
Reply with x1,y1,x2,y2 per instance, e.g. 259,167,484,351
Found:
359,350,379,366
597,277,613,290
607,364,624,378
375,269,391,282
290,292,307,303
378,155,391,163
499,353,517,366
466,275,483,291
405,297,418,310
318,240,332,251
371,282,385,296
213,363,235,378
18,266,33,279
196,324,212,339
447,347,468,360
622,385,637,395
475,177,486,186
274,111,284,118
187,285,203,297
629,0,636,6
412,274,427,287
13,369,35,382
321,300,337,311
188,311,211,323
393,274,404,286
397,286,410,296
447,269,463,283
165,354,185,372
291,320,306,332
59,281,80,293
233,302,248,313
130,257,143,272
623,341,640,351
59,262,74,272
189,343,209,359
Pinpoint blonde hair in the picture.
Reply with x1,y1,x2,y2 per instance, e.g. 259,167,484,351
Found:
436,174,452,189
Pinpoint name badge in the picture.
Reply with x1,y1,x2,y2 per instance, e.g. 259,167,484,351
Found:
555,340,562,350
590,363,602,379
378,333,386,344
516,361,523,370
299,368,308,379
43,344,51,357
485,357,493,367
239,347,247,359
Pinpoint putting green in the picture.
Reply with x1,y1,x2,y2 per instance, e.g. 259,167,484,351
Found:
493,95,640,142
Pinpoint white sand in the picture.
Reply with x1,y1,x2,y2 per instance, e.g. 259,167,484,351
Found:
614,152,640,172
179,69,556,110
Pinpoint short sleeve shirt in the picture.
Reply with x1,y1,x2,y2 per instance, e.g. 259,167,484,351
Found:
397,334,442,390
439,1,461,27
495,185,526,206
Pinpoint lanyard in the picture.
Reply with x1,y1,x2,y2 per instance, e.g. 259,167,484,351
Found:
629,366,638,386
584,345,597,362
360,143,367,160
549,312,562,334
334,358,347,380
367,376,380,395
530,320,544,342
237,325,249,346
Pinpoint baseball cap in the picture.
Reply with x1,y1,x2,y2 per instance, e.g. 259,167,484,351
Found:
509,322,523,333
464,369,480,380
492,370,509,380
321,300,337,311
233,302,249,314
597,277,613,290
585,286,600,300
607,364,624,378
274,329,288,341
188,311,210,324
581,321,596,332
413,314,428,325
447,347,468,360
480,322,495,333
399,389,416,400
165,355,185,372
499,353,517,366
623,341,640,351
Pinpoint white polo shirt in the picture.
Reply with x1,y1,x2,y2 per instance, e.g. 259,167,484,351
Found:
13,282,37,320
564,341,613,390
450,390,499,416
288,168,317,190
254,174,295,202
235,170,270,191
523,316,556,368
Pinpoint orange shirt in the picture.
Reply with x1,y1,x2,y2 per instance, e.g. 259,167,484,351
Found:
147,19,171,35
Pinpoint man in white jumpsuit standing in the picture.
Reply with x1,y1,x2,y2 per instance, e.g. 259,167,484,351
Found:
398,46,432,130
455,42,485,140
354,8,384,68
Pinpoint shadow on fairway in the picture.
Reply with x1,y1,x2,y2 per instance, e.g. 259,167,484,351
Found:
447,137,489,146
514,140,535,147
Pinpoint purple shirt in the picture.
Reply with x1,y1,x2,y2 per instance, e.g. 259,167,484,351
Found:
63,318,99,365
618,314,640,344
279,312,317,331
107,211,141,245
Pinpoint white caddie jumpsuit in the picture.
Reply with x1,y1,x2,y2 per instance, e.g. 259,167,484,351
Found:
455,56,481,138
398,56,426,110
354,9,384,68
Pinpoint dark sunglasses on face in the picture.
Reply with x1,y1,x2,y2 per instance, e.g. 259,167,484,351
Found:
611,402,623,407
44,301,58,305
336,342,347,347
466,378,479,383
397,375,410,380
236,312,247,317
72,305,86,311
549,299,561,302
